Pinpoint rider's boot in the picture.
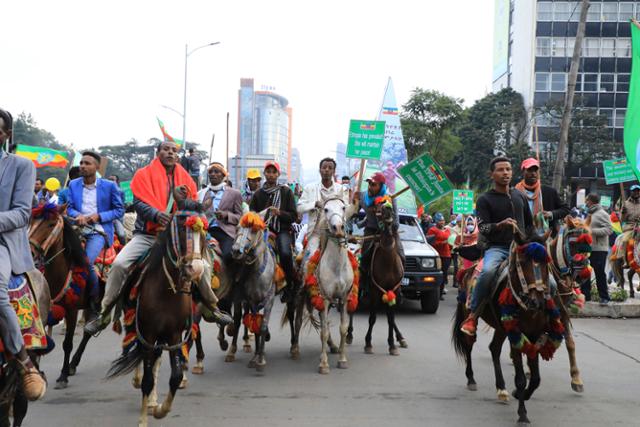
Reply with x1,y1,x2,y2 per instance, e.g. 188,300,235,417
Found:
16,349,46,401
83,306,112,336
460,312,478,337
200,303,233,326
86,296,101,323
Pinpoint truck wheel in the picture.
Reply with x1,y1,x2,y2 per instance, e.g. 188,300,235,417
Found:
420,291,439,314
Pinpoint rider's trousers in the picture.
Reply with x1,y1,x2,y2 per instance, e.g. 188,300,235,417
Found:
101,233,219,315
0,244,24,355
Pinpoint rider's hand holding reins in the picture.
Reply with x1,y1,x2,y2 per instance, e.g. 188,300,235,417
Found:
496,218,517,230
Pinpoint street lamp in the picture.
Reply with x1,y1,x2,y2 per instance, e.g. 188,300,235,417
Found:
182,41,221,151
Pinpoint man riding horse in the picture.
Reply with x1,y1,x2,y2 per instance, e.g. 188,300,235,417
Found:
297,157,353,274
613,184,640,260
85,141,231,335
460,157,535,337
353,172,405,294
66,151,124,320
0,108,46,401
249,161,298,302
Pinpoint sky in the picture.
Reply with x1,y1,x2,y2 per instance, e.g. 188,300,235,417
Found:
2,0,494,182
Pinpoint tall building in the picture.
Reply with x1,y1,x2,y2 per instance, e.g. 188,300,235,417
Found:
493,0,634,151
290,147,302,183
235,78,295,184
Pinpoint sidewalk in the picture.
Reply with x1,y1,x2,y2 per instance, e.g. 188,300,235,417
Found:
575,284,640,318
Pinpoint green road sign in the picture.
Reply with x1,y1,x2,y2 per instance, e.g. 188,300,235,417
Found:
600,195,612,208
120,180,134,204
602,158,637,185
346,120,385,160
398,152,453,205
452,190,474,214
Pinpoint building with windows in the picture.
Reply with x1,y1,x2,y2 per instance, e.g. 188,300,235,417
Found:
290,147,302,183
493,0,634,148
235,78,295,185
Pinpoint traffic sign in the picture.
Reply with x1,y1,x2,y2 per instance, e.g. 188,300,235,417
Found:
452,190,474,214
398,153,453,205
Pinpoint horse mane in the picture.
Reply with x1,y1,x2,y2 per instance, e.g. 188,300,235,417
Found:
147,224,172,274
62,218,88,268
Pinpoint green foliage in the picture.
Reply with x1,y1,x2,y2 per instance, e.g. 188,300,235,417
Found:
100,139,157,182
400,89,464,167
609,287,628,302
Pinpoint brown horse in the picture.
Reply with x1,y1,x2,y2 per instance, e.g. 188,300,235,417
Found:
547,216,592,393
0,270,50,427
28,203,100,389
610,221,640,299
106,205,207,426
453,232,561,425
364,196,407,356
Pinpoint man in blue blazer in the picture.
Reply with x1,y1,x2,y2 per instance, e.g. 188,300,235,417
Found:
67,151,124,318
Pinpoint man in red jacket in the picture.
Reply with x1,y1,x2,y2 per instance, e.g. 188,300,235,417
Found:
428,212,451,300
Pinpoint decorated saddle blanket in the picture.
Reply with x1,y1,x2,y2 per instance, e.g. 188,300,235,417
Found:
0,274,47,353
461,259,509,310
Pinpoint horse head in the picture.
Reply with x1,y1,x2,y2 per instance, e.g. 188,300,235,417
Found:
560,216,593,281
511,232,552,310
322,196,347,238
374,195,394,234
169,201,209,287
232,211,267,264
29,202,67,270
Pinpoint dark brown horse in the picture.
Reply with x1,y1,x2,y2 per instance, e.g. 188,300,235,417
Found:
28,203,98,389
453,232,560,425
610,220,640,299
106,205,207,426
364,195,407,356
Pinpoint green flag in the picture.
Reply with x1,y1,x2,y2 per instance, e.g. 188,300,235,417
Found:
624,21,640,179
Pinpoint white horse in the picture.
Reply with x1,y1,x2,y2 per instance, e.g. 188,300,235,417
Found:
309,197,356,374
229,211,276,372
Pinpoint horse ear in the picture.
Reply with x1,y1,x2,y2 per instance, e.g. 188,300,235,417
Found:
58,203,67,215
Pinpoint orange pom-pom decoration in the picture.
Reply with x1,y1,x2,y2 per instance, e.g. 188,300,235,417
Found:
311,295,325,311
239,212,266,231
382,290,397,306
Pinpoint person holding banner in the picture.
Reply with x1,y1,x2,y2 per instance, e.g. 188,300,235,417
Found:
515,158,569,236
460,157,534,337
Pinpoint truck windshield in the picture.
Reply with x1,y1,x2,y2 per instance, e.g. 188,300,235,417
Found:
399,217,425,243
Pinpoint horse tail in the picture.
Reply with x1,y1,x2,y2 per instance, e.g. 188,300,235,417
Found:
105,343,143,380
452,301,471,361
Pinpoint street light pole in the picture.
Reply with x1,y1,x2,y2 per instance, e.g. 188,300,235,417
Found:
181,41,221,152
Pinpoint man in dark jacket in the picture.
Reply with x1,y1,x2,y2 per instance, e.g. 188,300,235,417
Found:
249,161,298,299
515,157,569,236
460,157,534,336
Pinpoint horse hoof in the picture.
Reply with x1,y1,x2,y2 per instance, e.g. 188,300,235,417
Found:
243,345,252,353
255,363,266,373
54,380,68,390
517,418,531,426
571,382,584,393
219,340,229,351
389,347,400,356
192,366,204,375
399,339,408,348
290,349,300,360
337,361,348,369
152,406,169,419
346,335,353,345
68,366,77,376
330,346,339,354
364,346,373,354
225,355,236,363
146,404,157,415
467,383,477,391
497,389,509,402
179,377,188,389
248,360,257,368
318,366,330,375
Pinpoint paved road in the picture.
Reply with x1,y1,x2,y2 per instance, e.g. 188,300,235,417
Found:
23,294,640,427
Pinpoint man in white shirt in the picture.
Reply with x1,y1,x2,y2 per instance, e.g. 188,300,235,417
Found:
297,158,354,273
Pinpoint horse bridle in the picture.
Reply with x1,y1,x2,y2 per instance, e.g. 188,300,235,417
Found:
236,225,265,266
321,196,348,246
163,210,207,294
508,242,550,311
29,215,65,270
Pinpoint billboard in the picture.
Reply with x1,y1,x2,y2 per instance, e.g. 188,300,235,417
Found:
493,0,510,81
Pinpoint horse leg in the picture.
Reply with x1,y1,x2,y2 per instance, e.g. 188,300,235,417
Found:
523,355,541,402
287,299,298,359
146,357,161,411
255,297,274,373
364,306,377,354
346,312,354,345
191,326,205,374
290,296,304,360
55,311,78,389
138,351,158,427
387,305,399,356
242,325,252,353
489,329,509,402
394,322,408,348
613,258,624,289
337,302,349,369
132,363,142,389
153,349,181,419
225,301,242,363
318,304,330,374
11,389,27,427
628,269,636,298
69,331,93,376
562,315,584,393
511,350,530,425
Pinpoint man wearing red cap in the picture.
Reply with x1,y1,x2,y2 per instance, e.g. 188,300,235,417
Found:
515,157,569,236
250,161,298,300
353,171,405,292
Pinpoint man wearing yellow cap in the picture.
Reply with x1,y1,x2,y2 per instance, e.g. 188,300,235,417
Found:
243,168,262,205
198,162,243,263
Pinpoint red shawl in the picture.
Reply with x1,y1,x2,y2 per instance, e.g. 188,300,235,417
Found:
130,158,197,233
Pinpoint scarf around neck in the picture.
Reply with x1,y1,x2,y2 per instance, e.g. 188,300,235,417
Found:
262,183,282,232
364,184,387,207
515,180,542,215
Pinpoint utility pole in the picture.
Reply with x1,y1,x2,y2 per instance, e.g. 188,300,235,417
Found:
552,0,590,190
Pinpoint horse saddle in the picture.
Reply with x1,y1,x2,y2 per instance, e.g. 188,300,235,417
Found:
0,274,48,353
464,259,509,310
457,244,482,262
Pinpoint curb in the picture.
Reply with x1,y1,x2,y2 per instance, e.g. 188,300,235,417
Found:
573,300,640,319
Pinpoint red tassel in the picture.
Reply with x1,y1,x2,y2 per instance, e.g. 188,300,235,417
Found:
576,234,593,245
347,294,358,313
521,341,538,360
502,319,519,331
311,295,325,311
305,275,318,288
498,288,515,306
579,268,591,280
50,304,66,322
539,341,556,361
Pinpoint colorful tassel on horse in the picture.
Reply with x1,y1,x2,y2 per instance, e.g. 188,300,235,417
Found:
347,293,358,313
575,234,593,245
498,287,516,306
239,212,266,231
578,266,592,280
47,304,66,326
311,295,325,311
382,290,397,306
519,242,548,263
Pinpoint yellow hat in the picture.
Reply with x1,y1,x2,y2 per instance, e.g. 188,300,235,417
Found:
246,169,261,180
45,177,61,192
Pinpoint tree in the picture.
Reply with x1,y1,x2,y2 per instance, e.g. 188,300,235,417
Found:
455,88,531,189
100,139,157,182
400,89,464,166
